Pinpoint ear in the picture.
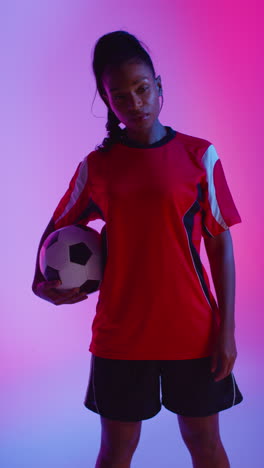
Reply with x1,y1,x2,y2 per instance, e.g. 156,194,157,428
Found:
155,75,162,94
102,94,115,116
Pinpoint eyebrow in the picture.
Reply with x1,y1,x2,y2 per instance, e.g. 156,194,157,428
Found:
110,77,149,92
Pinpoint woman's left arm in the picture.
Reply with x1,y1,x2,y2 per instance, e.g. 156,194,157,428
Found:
204,229,238,382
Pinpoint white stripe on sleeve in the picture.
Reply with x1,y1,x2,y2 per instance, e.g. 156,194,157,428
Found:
201,145,228,230
55,157,88,224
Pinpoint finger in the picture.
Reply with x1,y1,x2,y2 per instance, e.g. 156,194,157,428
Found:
226,359,236,377
57,287,80,295
214,359,229,382
54,293,88,305
214,372,227,382
63,295,88,304
54,287,80,301
44,280,62,290
211,353,218,373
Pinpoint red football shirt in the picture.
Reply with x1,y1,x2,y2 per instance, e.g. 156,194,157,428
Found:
52,127,241,359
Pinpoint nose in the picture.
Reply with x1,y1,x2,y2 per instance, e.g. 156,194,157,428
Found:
127,93,143,111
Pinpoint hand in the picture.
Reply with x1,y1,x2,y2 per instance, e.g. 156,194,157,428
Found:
211,329,237,382
33,280,89,305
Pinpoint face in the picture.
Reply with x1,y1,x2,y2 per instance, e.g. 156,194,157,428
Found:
101,60,162,131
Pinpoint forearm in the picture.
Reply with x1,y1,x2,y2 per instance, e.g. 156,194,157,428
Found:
205,230,236,333
32,217,56,292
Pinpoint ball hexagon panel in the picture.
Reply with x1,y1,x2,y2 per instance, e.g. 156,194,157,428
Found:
44,240,69,270
84,251,103,279
58,262,89,290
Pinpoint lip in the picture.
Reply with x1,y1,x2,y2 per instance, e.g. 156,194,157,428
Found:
131,113,149,121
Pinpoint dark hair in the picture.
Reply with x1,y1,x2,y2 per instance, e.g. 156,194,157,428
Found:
92,30,156,153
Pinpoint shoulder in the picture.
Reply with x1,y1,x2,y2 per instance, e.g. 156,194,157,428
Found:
81,150,102,171
175,130,212,150
83,149,98,163
174,130,216,167
84,147,115,164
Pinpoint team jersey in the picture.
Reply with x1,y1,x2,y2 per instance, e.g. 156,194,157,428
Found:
52,126,241,360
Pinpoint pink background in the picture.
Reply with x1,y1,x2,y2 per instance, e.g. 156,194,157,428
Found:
2,1,262,466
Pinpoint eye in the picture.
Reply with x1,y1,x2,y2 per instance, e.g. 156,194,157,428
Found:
113,94,125,101
113,85,149,102
138,86,149,93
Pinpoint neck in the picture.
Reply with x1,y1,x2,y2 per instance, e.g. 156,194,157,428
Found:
124,120,167,146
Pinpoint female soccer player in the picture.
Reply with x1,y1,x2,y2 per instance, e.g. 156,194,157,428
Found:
32,30,243,468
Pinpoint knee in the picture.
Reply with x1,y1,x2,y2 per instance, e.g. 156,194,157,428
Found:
99,420,141,464
102,432,140,460
99,439,139,466
181,427,220,457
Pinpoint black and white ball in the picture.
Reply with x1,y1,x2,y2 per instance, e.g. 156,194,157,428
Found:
39,224,107,293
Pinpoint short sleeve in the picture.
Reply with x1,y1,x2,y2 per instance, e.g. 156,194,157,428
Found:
52,155,104,230
200,144,242,238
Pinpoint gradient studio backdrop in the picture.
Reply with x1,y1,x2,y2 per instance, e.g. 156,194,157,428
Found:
1,1,261,467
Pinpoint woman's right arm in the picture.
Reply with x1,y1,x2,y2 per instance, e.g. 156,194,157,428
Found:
32,217,88,305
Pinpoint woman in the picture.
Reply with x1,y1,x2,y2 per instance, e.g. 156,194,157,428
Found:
32,30,243,468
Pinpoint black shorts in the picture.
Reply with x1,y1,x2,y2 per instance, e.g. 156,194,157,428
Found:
83,354,243,422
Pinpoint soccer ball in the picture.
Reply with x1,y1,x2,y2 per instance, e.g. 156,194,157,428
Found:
39,224,107,293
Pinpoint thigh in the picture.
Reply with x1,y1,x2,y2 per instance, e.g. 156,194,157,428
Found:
100,416,142,448
160,356,243,417
83,354,162,421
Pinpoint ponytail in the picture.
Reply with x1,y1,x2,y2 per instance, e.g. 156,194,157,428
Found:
98,107,123,153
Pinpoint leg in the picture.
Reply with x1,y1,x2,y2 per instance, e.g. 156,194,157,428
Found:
95,416,142,468
178,413,230,468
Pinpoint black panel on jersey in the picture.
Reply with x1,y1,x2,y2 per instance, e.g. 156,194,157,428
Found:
183,185,212,306
75,197,105,224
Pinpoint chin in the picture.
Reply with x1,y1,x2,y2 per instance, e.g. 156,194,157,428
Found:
130,116,153,128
